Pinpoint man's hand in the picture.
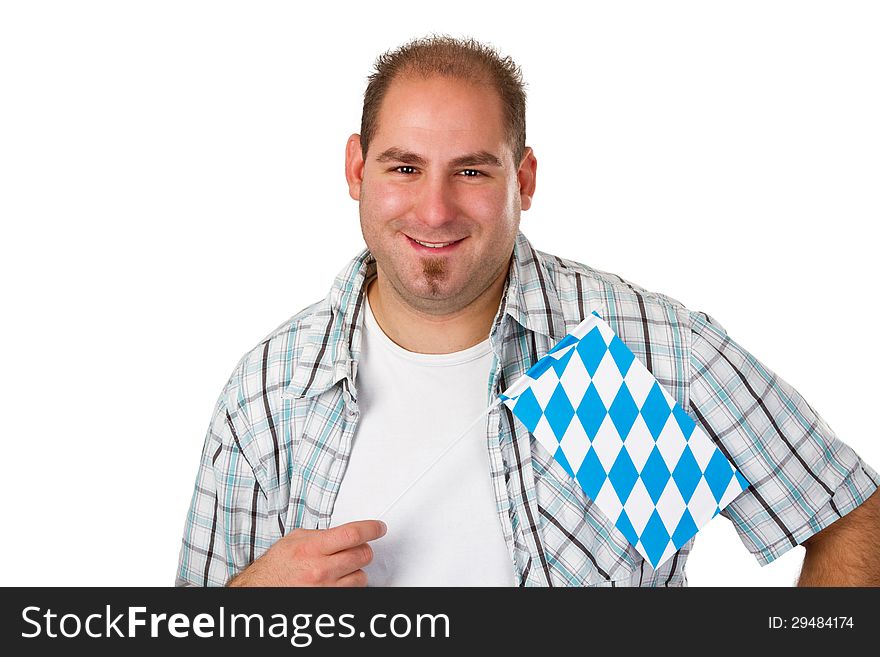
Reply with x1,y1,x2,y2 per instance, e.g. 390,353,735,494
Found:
226,520,387,587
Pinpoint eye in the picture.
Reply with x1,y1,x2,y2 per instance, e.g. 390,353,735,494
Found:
394,166,418,175
459,169,483,177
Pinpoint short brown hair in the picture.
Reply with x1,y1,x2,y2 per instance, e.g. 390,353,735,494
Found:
360,34,527,166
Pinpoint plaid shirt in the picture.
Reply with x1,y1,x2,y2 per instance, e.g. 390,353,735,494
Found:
176,230,878,587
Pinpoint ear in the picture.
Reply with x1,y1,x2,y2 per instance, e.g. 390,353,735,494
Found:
345,134,365,201
517,146,537,211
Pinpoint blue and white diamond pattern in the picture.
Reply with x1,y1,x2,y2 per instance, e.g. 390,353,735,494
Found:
499,311,749,570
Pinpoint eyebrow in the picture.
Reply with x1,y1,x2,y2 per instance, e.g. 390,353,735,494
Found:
375,147,504,169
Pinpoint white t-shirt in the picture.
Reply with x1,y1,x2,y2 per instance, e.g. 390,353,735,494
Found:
329,289,516,586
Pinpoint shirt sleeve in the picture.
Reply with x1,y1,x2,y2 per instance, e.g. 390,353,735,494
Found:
175,388,234,587
687,310,879,566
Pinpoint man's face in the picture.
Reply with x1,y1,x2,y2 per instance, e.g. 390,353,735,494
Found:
345,75,536,317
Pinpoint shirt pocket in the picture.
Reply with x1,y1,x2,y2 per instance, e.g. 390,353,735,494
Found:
532,445,640,586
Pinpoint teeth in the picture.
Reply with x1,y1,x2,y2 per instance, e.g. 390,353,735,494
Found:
414,238,456,248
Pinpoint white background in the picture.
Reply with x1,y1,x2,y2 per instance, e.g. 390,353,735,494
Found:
1,1,877,587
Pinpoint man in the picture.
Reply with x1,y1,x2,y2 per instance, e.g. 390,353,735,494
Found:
176,35,880,587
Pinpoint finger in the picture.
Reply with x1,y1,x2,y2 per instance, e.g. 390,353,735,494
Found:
319,519,387,555
323,543,374,579
334,569,368,587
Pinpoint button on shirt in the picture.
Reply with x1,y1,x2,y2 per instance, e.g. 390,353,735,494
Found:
176,230,879,586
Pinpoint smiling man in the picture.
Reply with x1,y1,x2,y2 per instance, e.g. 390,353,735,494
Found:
176,35,880,587
352,72,533,355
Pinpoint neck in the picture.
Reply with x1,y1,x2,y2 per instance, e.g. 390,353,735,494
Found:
366,263,510,354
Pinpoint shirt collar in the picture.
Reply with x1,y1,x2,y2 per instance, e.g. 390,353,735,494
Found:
283,230,570,401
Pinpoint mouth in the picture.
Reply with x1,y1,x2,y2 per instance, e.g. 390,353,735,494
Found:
405,235,466,253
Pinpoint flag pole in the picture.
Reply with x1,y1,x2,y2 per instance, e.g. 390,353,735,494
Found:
377,398,503,521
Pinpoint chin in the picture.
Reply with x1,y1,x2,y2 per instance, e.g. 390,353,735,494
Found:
398,280,460,303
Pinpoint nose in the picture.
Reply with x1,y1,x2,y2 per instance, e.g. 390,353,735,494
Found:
413,173,458,230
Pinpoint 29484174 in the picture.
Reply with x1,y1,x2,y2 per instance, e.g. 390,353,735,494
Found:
768,616,854,629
